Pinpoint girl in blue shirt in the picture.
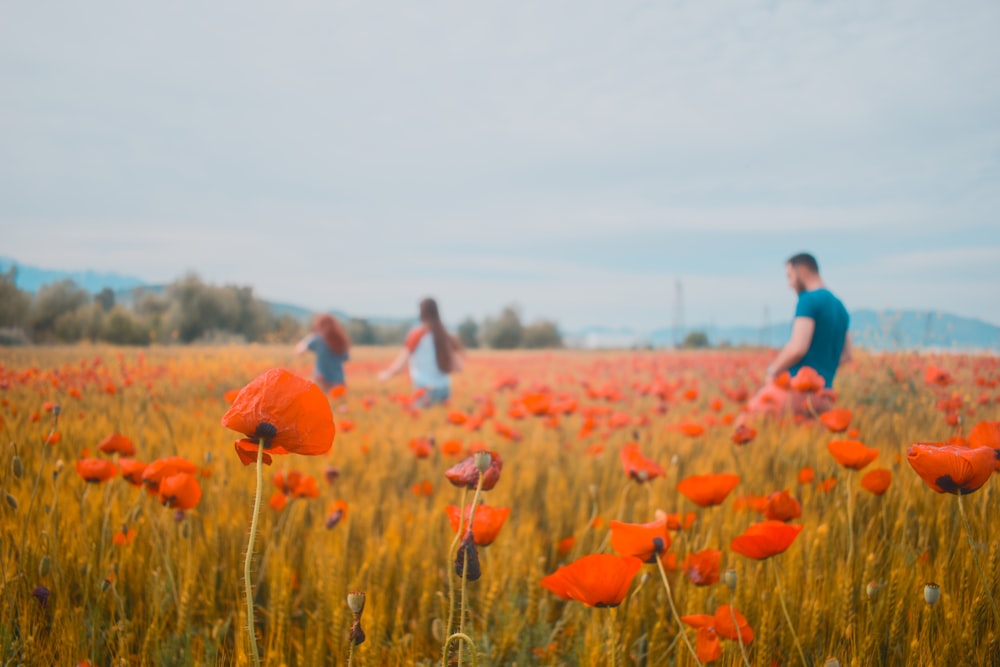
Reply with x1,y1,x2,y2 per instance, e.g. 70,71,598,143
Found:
295,314,350,392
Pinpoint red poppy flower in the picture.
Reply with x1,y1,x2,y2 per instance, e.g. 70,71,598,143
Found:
798,466,815,484
681,606,754,662
112,526,136,546
158,472,202,510
410,480,434,496
221,368,336,466
731,424,756,446
609,519,671,562
682,549,722,586
445,451,503,490
326,499,348,528
118,458,147,486
819,408,852,433
860,468,892,496
521,392,553,416
142,457,197,494
678,421,705,437
329,384,347,399
969,421,1000,470
763,490,802,522
540,554,643,608
924,366,953,386
906,444,995,495
827,440,879,470
76,458,118,483
447,410,468,425
677,474,740,507
790,367,824,392
408,437,434,459
620,443,665,482
269,492,288,511
730,521,803,560
819,477,838,493
98,433,136,457
658,511,697,531
557,536,576,556
445,504,511,546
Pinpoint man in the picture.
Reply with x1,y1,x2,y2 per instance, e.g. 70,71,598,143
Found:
766,252,851,388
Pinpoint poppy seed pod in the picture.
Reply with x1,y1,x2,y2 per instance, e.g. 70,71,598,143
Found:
924,582,940,605
723,568,738,591
866,581,880,600
11,455,23,478
347,590,366,615
473,451,492,475
824,659,841,667
5,493,17,510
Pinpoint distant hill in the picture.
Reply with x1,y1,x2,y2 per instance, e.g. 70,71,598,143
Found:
1,256,146,293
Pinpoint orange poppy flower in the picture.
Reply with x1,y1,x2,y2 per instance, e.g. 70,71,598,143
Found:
410,480,434,497
790,366,824,392
906,444,995,495
224,388,241,403
609,519,671,562
763,490,802,522
677,474,740,507
408,437,434,459
860,468,892,496
620,443,665,483
682,548,722,586
521,392,553,416
447,410,468,425
730,521,803,560
819,477,838,493
221,368,336,466
75,458,118,483
797,466,815,484
338,419,355,433
658,511,697,531
819,409,852,433
827,440,879,470
678,421,705,437
969,421,1000,470
158,472,202,510
924,366,953,386
98,433,136,457
329,384,347,399
445,451,503,490
557,536,576,556
445,504,511,546
441,439,464,458
269,492,289,511
118,458,147,486
540,554,643,608
731,424,756,446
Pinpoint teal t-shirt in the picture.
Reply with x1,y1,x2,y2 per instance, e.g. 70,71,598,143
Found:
789,288,849,388
306,334,348,387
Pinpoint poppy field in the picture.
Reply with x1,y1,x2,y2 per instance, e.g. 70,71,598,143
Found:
0,345,998,666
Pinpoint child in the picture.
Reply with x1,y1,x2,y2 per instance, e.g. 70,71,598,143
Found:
378,298,463,406
295,314,350,392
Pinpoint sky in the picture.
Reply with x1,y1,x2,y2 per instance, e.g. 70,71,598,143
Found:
2,0,999,330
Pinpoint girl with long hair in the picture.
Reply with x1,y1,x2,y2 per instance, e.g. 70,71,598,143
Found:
378,297,463,406
295,313,350,391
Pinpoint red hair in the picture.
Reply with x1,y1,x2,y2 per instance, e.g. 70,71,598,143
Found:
313,314,350,355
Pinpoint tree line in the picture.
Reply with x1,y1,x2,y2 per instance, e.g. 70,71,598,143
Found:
0,269,563,348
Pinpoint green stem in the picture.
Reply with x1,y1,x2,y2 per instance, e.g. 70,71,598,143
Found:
728,589,752,667
608,606,619,667
442,486,469,666
845,469,855,565
655,553,703,667
458,471,487,666
347,641,355,667
443,633,480,667
770,558,809,666
245,443,265,667
957,493,1000,628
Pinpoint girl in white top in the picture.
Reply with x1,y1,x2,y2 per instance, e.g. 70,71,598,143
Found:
378,298,464,406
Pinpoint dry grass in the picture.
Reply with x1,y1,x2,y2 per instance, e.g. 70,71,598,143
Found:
0,344,997,666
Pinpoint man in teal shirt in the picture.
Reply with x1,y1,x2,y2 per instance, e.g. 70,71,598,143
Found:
766,253,852,389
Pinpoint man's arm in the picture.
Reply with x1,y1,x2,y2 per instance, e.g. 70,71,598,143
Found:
766,317,815,382
840,331,853,365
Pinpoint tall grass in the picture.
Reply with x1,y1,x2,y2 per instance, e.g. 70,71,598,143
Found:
0,345,996,666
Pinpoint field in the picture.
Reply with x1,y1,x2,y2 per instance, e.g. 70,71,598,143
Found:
0,345,998,666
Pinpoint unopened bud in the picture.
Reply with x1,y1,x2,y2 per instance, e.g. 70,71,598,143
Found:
11,455,23,478
473,451,491,474
52,404,61,417
866,581,880,600
53,459,64,481
5,493,17,510
824,659,841,667
723,568,738,591
347,590,366,615
38,556,50,578
924,582,940,606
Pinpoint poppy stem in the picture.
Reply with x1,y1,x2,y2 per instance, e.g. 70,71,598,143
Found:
728,590,752,667
244,441,265,667
458,471,487,666
769,558,809,666
957,493,1000,628
654,552,703,667
608,606,619,667
442,485,469,666
845,469,855,564
442,633,480,667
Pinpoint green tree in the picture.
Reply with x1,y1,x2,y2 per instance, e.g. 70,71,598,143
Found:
95,287,116,312
481,306,523,349
345,318,376,345
681,330,710,349
0,268,30,329
28,279,91,341
457,317,480,349
523,320,563,349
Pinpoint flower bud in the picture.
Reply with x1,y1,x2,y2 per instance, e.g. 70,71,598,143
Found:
5,493,17,510
347,590,366,615
11,455,23,478
924,582,940,606
38,556,50,578
723,568,738,591
865,581,880,600
824,659,841,667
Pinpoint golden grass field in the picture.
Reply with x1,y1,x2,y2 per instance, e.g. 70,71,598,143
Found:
0,345,998,666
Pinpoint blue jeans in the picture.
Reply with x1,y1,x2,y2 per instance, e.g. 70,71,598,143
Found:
416,385,450,407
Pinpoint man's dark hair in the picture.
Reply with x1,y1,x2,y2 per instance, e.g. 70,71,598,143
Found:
787,252,819,274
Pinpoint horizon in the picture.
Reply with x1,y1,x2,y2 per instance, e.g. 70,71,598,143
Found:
2,1,999,330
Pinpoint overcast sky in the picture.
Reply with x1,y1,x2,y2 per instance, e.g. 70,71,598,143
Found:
2,0,998,329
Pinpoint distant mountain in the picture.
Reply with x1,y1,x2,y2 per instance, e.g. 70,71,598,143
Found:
1,256,146,294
